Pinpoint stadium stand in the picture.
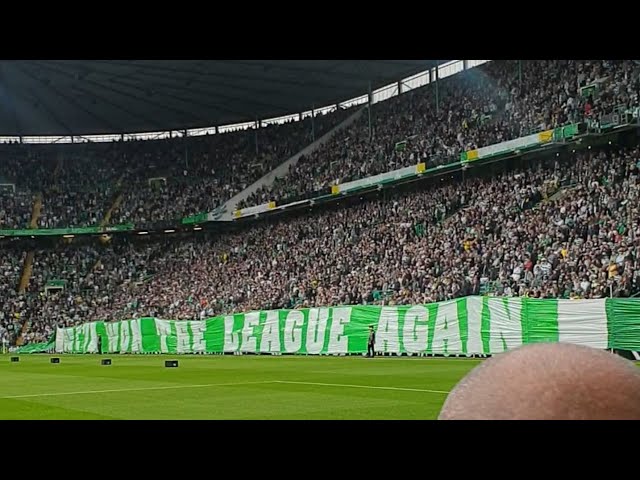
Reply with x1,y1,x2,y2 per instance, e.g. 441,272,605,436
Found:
0,108,352,230
1,59,640,346
240,59,640,208
4,141,640,345
0,249,25,345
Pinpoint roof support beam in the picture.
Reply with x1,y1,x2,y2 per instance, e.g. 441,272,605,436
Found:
434,65,439,113
311,104,315,142
368,81,373,140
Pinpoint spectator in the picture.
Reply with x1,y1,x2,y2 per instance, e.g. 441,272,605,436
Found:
4,143,640,344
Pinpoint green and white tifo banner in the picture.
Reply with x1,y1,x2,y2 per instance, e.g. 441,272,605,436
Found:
54,297,640,355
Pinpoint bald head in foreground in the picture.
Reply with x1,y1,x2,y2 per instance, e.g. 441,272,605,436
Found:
438,343,640,420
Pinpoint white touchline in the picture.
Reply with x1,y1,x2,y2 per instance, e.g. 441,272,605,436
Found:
1,381,275,400
273,380,450,394
1,380,450,400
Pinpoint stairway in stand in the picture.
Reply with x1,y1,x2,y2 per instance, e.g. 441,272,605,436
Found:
100,175,126,227
29,193,42,228
100,192,124,227
14,251,35,346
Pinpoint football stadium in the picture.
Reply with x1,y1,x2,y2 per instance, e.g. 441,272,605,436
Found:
2,60,640,420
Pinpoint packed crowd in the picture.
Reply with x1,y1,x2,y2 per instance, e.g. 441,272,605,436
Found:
0,190,34,229
2,58,640,345
4,142,640,344
0,108,352,230
0,142,130,229
2,60,638,230
244,59,640,206
0,249,26,345
113,111,352,225
15,240,158,343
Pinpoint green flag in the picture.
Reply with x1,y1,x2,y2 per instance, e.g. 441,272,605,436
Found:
395,140,407,152
54,296,640,355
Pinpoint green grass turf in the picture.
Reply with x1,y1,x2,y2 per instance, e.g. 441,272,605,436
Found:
0,354,482,419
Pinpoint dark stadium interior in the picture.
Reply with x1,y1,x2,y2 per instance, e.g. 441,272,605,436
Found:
0,60,445,135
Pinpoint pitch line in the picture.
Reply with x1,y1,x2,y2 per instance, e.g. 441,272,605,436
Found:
0,381,275,399
273,380,450,394
1,381,450,400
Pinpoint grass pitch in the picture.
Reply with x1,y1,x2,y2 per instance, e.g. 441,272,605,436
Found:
0,354,481,419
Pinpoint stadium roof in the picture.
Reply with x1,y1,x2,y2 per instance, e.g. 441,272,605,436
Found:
0,60,447,137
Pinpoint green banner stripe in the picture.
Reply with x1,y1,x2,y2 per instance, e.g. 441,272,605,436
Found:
606,298,640,350
53,296,640,355
525,298,559,343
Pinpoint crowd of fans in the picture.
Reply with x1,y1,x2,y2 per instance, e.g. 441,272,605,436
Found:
2,59,640,346
0,108,352,230
3,142,640,344
0,142,129,229
101,145,639,320
113,111,352,225
243,59,640,206
16,241,153,342
0,249,26,345
2,60,638,228
0,190,34,229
